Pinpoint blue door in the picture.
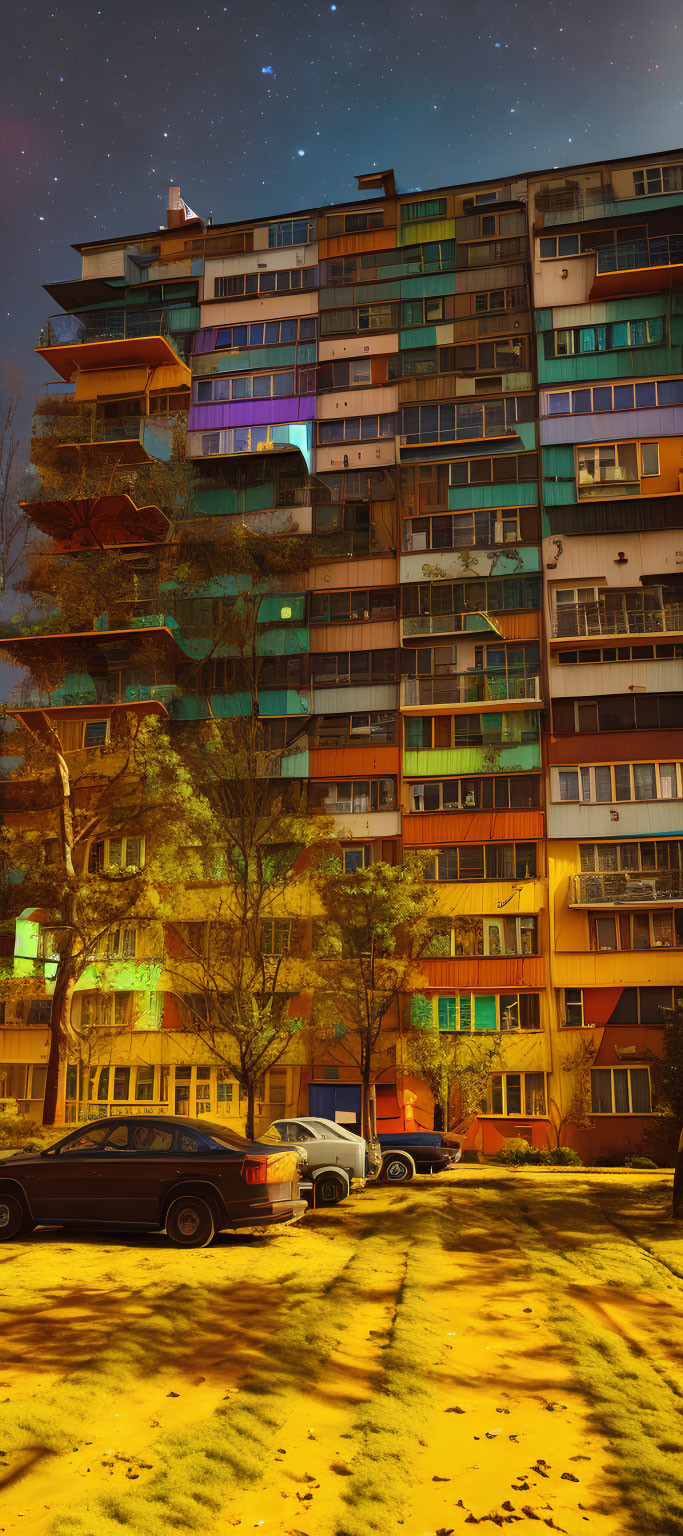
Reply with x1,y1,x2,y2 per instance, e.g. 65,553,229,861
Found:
308,1083,362,1133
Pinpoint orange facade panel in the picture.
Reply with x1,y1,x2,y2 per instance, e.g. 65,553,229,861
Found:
494,612,540,641
308,556,398,591
309,620,398,653
418,956,546,990
402,810,545,845
547,730,683,766
309,745,400,779
318,230,398,259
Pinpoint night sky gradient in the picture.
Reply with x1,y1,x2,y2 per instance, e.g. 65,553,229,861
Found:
2,0,683,412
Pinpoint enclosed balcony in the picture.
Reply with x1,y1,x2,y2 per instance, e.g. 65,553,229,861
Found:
401,611,502,640
401,670,541,711
551,599,683,641
36,309,192,379
569,870,683,906
33,396,178,464
590,232,683,298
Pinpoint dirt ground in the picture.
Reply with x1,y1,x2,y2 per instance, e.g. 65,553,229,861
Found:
1,1168,682,1536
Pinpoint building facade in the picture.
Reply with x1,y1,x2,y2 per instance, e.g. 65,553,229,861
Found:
2,155,682,1159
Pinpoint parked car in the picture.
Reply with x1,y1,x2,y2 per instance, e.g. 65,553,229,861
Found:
263,1116,382,1205
377,1131,461,1181
0,1115,306,1247
264,1117,461,1201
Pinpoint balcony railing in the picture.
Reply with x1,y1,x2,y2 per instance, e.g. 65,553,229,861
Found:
39,309,183,348
401,672,541,707
569,870,683,906
595,233,683,274
552,602,683,639
401,610,502,638
9,680,179,711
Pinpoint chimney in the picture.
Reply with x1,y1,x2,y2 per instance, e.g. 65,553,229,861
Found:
167,185,183,229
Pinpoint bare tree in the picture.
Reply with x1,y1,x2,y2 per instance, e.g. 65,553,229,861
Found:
0,369,31,603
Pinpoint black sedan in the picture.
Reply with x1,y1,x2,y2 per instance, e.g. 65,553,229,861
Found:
0,1115,307,1247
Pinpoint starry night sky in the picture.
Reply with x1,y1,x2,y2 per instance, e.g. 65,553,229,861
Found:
2,0,682,414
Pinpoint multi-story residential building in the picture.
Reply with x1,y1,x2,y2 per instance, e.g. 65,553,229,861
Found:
2,155,682,1160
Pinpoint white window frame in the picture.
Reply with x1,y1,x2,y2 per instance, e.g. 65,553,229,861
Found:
487,1072,547,1116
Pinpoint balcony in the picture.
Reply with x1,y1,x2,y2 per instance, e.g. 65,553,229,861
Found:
401,671,541,711
33,398,178,464
36,310,191,379
401,611,502,640
21,494,170,549
551,601,683,641
8,679,179,715
569,870,683,906
590,233,683,298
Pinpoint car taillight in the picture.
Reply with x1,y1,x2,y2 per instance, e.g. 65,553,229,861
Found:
242,1156,269,1185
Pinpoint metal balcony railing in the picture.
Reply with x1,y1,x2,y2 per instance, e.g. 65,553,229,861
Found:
552,602,683,639
595,233,683,274
9,680,179,711
401,672,541,707
569,870,683,906
40,309,182,348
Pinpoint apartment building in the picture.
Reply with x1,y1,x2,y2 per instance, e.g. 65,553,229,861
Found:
1,155,682,1159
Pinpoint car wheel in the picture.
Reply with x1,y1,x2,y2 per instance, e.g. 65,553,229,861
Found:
0,1195,32,1241
381,1154,414,1184
165,1196,215,1248
314,1173,348,1206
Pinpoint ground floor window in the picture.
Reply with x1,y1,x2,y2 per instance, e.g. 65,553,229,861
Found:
487,1072,547,1116
590,1067,651,1114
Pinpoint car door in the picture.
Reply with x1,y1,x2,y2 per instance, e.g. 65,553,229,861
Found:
20,1122,113,1222
94,1121,176,1224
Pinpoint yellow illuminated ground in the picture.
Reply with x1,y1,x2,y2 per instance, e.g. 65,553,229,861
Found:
1,1168,682,1536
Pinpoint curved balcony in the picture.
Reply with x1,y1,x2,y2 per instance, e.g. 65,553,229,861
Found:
20,494,169,548
569,870,683,906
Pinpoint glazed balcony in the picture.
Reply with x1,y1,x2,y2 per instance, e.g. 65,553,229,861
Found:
401,611,502,640
569,870,683,906
401,671,541,711
36,309,191,379
590,232,683,298
551,601,683,641
33,397,180,464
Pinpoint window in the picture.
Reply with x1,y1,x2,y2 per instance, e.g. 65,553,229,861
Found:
83,720,109,748
89,836,144,874
640,441,660,477
579,839,683,873
260,919,292,955
487,1073,547,1116
409,774,540,813
539,234,581,259
426,844,538,881
343,847,365,873
545,317,664,358
437,989,539,1030
633,163,683,197
312,779,397,814
553,694,683,735
108,926,137,960
576,442,640,493
318,413,398,445
590,910,683,952
564,989,585,1027
268,1068,287,1105
268,218,313,247
448,452,537,487
315,711,396,747
213,267,317,298
557,763,680,804
213,317,316,351
544,378,683,418
135,1066,155,1101
401,396,533,447
591,1068,651,1114
401,198,447,222
59,1124,112,1154
196,371,297,403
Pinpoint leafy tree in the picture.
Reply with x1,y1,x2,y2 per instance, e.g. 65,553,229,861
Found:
407,1013,500,1132
160,530,325,1141
313,857,437,1139
1,713,211,1124
548,1034,597,1150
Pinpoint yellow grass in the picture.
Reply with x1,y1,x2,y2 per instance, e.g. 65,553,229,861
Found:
0,1168,681,1536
